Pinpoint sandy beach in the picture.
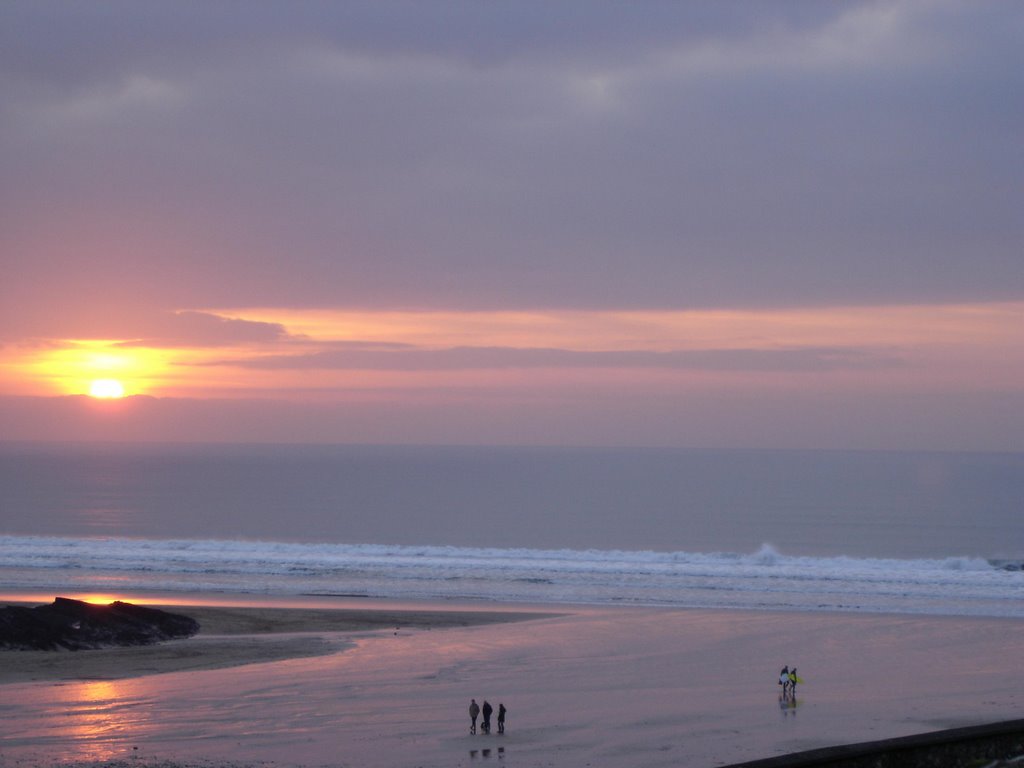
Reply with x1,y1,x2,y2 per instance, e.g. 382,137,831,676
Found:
1,598,1022,768
0,603,554,685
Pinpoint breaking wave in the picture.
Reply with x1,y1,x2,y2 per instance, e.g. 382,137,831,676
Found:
0,535,1020,617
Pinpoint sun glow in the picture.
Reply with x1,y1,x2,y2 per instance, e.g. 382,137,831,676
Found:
78,593,123,605
11,339,174,396
89,379,126,398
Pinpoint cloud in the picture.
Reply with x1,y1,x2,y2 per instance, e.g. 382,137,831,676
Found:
116,311,292,348
201,344,901,373
1,0,1021,323
1,2,1020,450
0,2,844,90
0,305,290,348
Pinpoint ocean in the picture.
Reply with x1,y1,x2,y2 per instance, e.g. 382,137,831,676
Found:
1,442,1021,617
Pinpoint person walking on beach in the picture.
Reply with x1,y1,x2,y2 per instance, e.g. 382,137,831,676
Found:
481,700,493,734
469,699,480,734
789,667,799,697
497,703,506,734
779,665,790,697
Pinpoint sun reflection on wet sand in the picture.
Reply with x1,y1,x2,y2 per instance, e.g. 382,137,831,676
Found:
51,678,154,762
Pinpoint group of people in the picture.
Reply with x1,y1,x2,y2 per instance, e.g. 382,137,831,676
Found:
778,665,800,698
468,699,506,735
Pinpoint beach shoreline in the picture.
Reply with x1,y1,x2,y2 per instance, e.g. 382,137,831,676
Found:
1,597,1022,768
0,599,560,684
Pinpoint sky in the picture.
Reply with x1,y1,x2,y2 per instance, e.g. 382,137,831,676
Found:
1,0,1022,450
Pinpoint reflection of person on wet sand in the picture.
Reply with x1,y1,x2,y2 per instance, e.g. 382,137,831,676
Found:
778,693,798,716
469,747,504,759
469,699,480,734
497,702,506,734
481,700,493,734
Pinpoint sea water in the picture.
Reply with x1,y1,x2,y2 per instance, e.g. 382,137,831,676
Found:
0,442,1021,616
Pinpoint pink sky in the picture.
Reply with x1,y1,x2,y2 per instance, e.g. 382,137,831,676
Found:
2,2,1022,450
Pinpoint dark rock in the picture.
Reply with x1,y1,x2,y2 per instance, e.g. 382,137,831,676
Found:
722,717,1024,767
0,597,200,650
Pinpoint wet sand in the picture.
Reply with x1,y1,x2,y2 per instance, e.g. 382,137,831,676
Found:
0,599,1022,768
0,602,554,684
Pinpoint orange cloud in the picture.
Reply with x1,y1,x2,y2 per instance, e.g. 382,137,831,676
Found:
2,302,1020,402
211,302,1024,352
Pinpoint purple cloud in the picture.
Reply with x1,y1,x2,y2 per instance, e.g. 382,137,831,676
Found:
199,344,902,372
1,0,1021,340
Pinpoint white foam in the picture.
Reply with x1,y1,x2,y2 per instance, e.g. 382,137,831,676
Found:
0,535,1020,617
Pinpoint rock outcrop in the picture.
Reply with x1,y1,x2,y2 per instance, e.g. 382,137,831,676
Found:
0,597,199,650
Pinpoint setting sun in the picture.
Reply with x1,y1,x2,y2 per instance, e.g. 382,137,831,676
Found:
89,379,126,399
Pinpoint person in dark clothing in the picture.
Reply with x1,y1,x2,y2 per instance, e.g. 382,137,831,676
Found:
778,665,790,697
497,703,506,734
469,699,480,734
481,700,493,734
